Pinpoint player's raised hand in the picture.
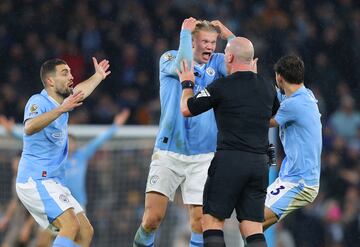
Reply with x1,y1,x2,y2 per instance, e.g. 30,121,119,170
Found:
93,57,111,80
60,91,84,112
211,20,234,40
0,115,15,132
113,109,130,126
176,59,195,83
181,17,198,32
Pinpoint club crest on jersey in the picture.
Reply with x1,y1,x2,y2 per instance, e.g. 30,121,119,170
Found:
59,194,69,203
52,132,64,139
196,89,211,98
206,67,215,77
149,175,159,185
164,52,175,61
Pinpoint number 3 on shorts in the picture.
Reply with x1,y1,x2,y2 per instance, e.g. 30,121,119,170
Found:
270,185,285,195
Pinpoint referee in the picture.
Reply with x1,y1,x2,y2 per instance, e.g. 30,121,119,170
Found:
177,37,278,247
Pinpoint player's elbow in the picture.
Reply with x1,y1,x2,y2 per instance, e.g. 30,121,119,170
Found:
24,126,34,135
24,121,36,135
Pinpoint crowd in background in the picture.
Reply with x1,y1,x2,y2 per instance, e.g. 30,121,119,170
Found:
0,0,359,246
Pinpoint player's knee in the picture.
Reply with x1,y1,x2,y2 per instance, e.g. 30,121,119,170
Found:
69,220,81,235
62,216,81,236
142,213,163,231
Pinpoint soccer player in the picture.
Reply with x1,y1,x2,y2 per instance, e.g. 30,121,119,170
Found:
65,109,129,208
1,109,129,246
15,57,110,247
133,18,235,247
178,37,277,247
263,55,322,230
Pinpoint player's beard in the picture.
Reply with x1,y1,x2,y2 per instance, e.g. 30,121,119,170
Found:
57,87,73,98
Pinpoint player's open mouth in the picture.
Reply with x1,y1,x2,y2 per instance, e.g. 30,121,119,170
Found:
202,52,212,60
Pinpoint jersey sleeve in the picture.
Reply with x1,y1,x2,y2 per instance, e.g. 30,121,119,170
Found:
160,30,192,76
78,124,117,160
23,95,46,123
276,88,287,103
274,98,297,126
187,80,221,116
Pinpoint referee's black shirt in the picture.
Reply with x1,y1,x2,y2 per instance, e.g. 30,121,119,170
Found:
187,71,278,154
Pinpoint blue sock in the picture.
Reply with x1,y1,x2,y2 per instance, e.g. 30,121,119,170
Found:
133,225,155,247
190,232,203,247
52,236,75,247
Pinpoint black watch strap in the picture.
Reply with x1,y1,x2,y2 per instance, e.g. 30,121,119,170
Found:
181,80,194,89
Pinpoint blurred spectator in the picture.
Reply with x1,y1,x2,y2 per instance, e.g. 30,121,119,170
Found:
0,0,358,125
330,95,360,142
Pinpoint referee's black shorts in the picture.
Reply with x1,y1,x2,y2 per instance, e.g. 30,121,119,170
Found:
203,149,269,222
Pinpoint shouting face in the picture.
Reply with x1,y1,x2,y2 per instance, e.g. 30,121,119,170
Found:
192,30,218,64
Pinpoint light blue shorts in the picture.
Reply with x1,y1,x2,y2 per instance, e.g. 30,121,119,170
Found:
16,178,83,230
265,177,319,220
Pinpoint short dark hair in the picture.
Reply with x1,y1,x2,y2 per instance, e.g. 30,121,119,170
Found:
40,58,67,86
274,55,304,84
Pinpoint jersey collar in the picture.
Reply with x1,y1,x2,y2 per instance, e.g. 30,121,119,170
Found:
291,86,306,97
41,89,60,106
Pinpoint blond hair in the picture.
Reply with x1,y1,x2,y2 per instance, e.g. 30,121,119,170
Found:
192,20,219,36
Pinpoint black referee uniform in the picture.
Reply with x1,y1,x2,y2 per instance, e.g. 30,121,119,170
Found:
187,71,278,222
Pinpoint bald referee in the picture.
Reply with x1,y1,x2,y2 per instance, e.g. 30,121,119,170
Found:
177,37,278,247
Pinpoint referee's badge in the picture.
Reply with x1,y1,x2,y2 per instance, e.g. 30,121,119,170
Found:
206,67,215,77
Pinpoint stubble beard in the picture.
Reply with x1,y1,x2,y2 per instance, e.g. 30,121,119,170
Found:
58,87,73,98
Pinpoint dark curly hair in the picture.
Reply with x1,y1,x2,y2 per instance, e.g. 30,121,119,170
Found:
274,55,304,84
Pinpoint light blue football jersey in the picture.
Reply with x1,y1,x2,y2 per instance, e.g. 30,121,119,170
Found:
154,30,227,155
17,89,69,184
65,125,117,207
275,87,322,186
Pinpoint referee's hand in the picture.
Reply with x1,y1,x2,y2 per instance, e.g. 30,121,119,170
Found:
176,60,195,83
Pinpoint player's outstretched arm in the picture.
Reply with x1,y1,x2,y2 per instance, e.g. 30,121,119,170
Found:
74,57,111,99
0,115,22,140
113,108,130,126
24,91,84,135
80,109,130,160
